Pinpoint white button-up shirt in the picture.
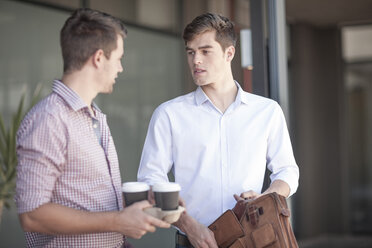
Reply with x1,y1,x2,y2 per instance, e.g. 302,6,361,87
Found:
138,82,299,226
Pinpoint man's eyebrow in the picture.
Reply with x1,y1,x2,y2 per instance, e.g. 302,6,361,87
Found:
186,45,213,51
198,45,213,49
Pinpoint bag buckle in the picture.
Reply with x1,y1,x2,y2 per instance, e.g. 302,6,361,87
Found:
246,205,263,226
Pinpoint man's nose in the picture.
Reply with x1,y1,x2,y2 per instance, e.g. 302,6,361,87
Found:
193,53,202,65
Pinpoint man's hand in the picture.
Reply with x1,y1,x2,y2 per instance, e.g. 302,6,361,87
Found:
115,200,170,239
234,179,291,202
174,211,218,248
234,190,260,201
185,221,217,248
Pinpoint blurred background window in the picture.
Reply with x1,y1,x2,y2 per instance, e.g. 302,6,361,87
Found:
0,1,183,247
342,24,372,234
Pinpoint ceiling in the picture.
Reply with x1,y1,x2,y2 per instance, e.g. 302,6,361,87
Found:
286,0,372,27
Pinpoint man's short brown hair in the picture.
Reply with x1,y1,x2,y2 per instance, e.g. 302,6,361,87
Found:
61,8,127,73
183,13,237,51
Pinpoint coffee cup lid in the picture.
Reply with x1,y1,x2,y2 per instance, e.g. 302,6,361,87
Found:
122,182,150,192
152,182,181,192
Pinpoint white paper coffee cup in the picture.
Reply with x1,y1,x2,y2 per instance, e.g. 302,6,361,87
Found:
153,182,181,211
122,182,150,206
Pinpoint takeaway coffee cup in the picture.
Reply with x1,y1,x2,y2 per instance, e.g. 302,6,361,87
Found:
153,182,181,211
122,182,150,207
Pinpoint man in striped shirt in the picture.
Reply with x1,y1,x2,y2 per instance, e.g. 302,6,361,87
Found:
15,8,169,248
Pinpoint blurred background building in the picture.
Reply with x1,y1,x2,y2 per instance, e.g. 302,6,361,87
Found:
0,0,371,247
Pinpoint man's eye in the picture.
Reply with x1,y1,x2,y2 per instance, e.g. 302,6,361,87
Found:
203,50,210,54
187,51,195,55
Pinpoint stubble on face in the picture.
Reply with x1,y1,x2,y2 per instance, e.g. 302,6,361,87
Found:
102,35,124,94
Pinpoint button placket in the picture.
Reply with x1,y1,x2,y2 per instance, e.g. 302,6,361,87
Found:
220,115,230,210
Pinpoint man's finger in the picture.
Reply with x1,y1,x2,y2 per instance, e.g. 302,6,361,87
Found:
179,197,186,207
132,200,152,209
240,190,258,199
146,224,156,233
149,216,171,228
233,194,243,201
132,230,146,239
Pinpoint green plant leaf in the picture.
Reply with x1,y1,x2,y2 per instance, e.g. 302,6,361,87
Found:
0,127,6,168
30,84,43,109
0,115,6,161
6,125,13,171
8,127,16,169
14,94,25,132
0,114,6,140
0,166,6,183
0,135,5,161
4,200,10,209
5,164,16,183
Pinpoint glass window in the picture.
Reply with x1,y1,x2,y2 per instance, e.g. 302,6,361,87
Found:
27,0,80,9
234,0,250,28
90,0,180,33
342,24,372,62
342,24,372,234
0,1,183,247
89,0,137,22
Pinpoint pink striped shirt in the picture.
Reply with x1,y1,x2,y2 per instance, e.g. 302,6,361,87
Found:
16,80,125,247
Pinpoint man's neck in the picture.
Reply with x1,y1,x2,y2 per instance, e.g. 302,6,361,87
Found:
201,78,237,113
61,70,98,109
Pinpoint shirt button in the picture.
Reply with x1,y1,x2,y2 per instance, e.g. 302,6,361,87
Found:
93,124,98,129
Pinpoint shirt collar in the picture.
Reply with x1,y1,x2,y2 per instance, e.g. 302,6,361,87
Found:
235,81,250,105
52,80,101,113
194,80,248,106
195,86,209,106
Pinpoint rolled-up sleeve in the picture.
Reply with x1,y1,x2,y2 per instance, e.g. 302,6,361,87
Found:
15,111,66,213
266,103,299,197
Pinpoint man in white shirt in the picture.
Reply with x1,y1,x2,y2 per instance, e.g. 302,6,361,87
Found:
138,13,299,248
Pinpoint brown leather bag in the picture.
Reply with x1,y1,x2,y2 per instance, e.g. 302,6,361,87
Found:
209,192,298,248
208,210,245,248
231,192,298,248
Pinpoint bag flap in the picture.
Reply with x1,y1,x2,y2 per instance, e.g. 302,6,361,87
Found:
208,210,244,248
234,193,292,220
251,223,277,248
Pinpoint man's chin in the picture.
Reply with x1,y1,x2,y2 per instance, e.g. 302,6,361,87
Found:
193,78,205,86
194,80,208,87
101,87,114,94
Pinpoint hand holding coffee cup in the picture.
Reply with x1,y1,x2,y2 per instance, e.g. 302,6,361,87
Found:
122,182,150,207
152,182,181,211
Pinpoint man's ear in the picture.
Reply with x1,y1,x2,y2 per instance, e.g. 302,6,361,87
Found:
226,46,235,62
92,49,105,68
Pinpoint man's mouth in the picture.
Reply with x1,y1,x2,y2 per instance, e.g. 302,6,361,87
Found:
194,68,206,75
